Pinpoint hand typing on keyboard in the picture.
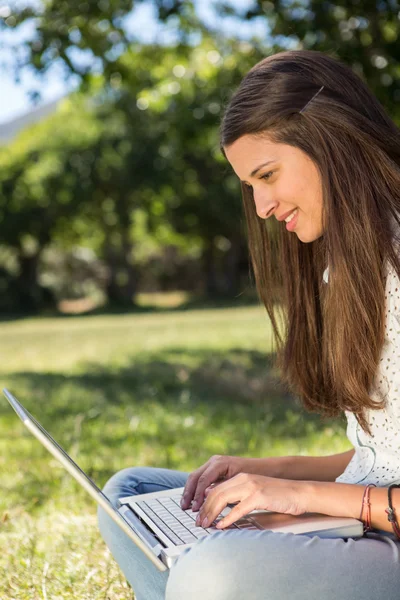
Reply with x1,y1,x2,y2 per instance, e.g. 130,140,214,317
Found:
136,494,239,546
180,454,262,512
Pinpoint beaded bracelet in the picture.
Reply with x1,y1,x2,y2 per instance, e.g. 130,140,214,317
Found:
385,483,400,540
359,483,376,533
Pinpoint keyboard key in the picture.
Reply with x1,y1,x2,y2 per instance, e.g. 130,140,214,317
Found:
136,496,245,546
190,527,209,539
178,531,198,544
137,502,183,544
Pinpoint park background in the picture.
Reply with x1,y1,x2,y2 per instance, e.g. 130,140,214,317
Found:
1,1,400,598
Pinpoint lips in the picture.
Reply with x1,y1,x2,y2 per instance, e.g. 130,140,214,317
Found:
277,208,298,222
286,208,299,231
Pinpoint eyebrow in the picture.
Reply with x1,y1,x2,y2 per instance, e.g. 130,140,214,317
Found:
250,159,277,177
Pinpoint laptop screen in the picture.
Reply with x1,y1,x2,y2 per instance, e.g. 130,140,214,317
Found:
3,389,115,508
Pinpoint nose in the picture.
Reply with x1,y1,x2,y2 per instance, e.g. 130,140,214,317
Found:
254,198,278,220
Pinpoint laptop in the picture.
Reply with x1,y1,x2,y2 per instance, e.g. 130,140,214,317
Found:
3,388,364,571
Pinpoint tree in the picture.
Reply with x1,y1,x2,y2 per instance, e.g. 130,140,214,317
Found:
215,0,400,115
4,0,399,309
1,0,202,93
0,96,102,310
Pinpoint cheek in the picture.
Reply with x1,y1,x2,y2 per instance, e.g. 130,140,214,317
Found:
287,171,310,199
276,178,302,204
284,180,308,211
299,175,323,215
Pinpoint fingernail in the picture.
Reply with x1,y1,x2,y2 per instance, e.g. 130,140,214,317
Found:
202,517,209,528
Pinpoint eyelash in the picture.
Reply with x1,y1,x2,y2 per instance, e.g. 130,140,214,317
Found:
244,171,274,188
260,171,274,181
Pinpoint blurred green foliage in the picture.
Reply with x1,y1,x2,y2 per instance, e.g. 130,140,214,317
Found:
1,1,400,312
0,33,260,310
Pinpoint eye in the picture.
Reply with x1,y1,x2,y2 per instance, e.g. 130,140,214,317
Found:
260,171,274,181
242,171,274,188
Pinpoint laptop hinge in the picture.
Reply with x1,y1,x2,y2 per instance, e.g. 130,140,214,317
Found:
118,505,164,557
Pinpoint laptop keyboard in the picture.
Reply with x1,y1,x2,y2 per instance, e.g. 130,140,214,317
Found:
136,494,256,546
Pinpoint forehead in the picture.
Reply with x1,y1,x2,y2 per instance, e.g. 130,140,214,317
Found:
224,135,292,177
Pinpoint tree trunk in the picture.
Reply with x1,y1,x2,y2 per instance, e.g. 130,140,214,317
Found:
221,238,242,296
103,230,137,306
16,250,53,311
203,241,219,297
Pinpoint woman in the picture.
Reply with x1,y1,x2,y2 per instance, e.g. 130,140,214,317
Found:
97,49,400,599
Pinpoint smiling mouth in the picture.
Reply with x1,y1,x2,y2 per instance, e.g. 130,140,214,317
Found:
284,208,298,223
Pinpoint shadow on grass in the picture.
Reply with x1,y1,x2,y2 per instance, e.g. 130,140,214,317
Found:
0,292,261,323
1,347,346,514
2,347,311,423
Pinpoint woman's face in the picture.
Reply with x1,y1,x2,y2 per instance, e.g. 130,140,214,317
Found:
224,134,324,243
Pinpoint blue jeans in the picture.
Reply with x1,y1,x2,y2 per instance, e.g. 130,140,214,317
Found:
97,466,400,600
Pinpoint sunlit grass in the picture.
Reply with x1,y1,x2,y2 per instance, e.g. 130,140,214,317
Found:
0,302,349,598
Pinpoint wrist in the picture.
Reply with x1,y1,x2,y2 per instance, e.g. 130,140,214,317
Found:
245,456,288,478
297,479,318,513
299,480,345,515
300,480,366,518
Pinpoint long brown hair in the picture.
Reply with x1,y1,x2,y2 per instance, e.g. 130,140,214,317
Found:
220,49,400,436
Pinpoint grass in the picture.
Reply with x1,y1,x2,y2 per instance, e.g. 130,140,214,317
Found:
0,298,350,599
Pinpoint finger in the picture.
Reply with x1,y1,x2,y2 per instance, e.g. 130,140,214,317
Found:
197,482,247,527
200,473,245,509
216,495,258,529
181,465,224,510
180,467,207,509
190,468,227,511
204,483,220,497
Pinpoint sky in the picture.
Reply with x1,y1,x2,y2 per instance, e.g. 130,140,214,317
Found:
0,0,271,125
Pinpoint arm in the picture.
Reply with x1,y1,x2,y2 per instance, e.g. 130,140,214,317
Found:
203,477,400,535
247,448,355,482
303,481,400,535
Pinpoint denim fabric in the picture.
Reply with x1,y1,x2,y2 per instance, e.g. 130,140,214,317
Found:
97,466,400,600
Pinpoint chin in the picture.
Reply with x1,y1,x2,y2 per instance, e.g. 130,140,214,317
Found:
296,228,323,243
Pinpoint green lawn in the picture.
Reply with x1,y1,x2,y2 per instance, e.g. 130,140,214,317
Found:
0,301,350,599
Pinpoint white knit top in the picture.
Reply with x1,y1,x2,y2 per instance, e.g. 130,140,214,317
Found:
323,261,400,486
